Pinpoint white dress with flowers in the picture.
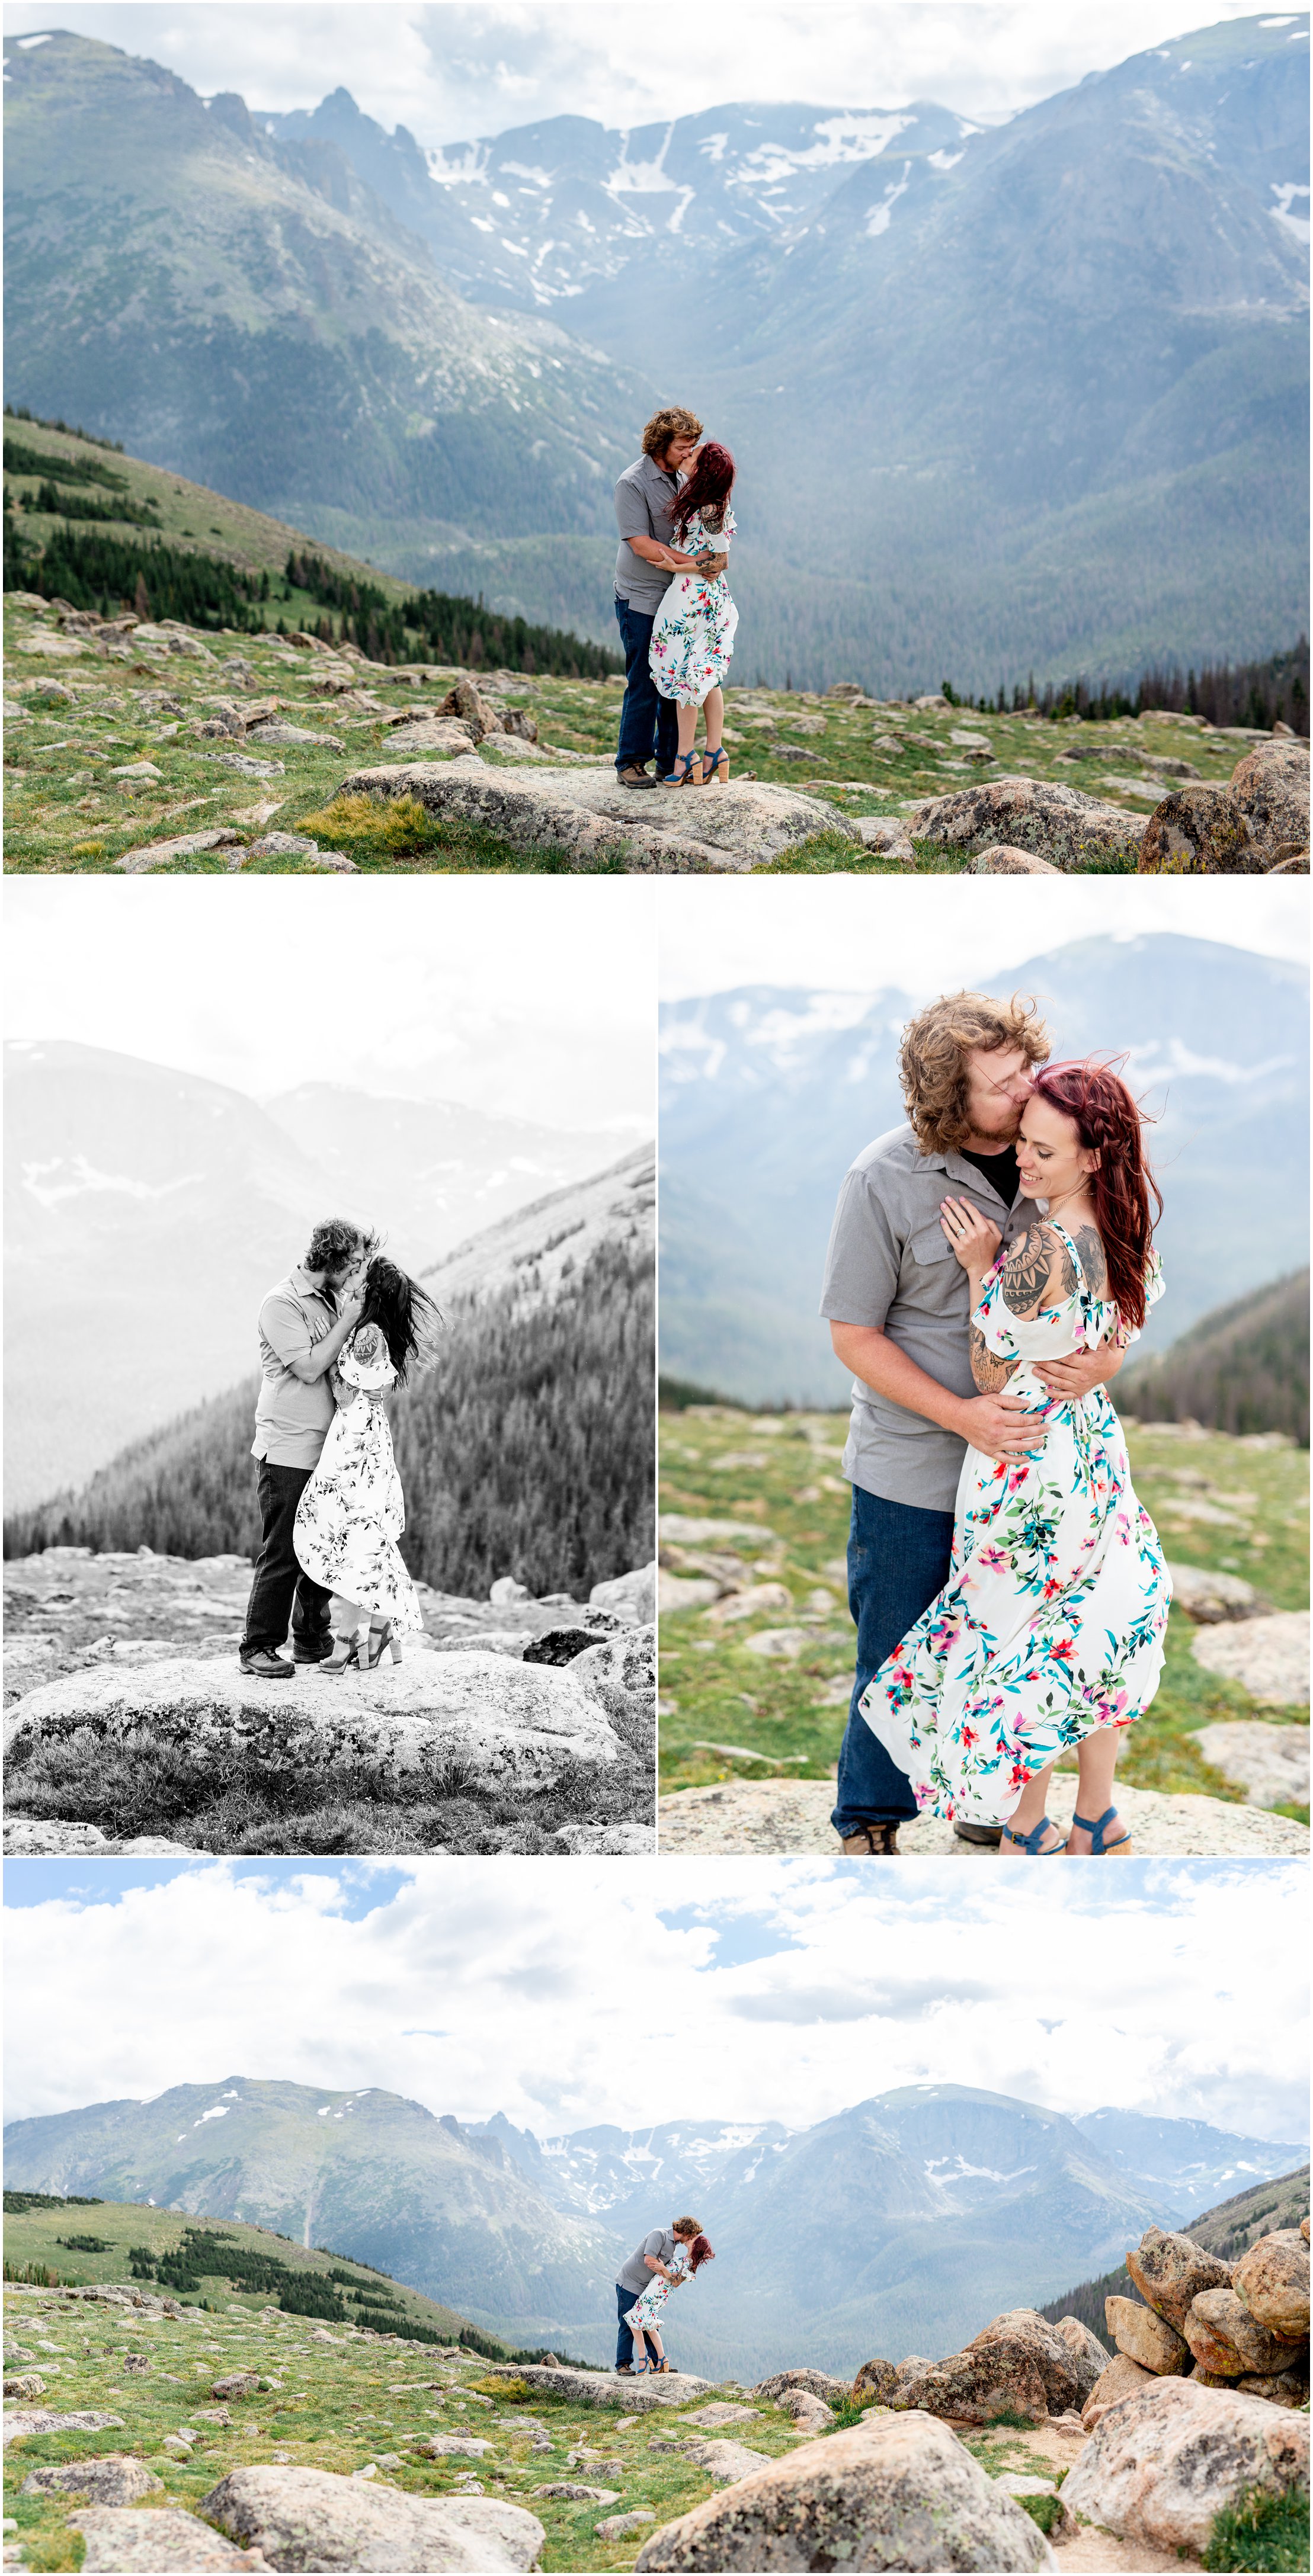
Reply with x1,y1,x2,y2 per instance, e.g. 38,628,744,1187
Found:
293,1324,422,1629
650,506,739,705
859,1228,1170,1826
625,2247,687,2333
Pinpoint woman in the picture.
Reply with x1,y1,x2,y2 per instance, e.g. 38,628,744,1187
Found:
859,1063,1170,1856
624,2232,715,2374
294,1256,440,1673
649,441,738,786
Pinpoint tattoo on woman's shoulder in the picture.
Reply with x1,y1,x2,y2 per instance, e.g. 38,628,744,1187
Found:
1003,1221,1077,1313
1074,1224,1107,1295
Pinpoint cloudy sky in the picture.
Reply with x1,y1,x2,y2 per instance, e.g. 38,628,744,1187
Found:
5,1856,1308,2145
658,878,1311,1000
1,2,1283,140
3,881,655,1134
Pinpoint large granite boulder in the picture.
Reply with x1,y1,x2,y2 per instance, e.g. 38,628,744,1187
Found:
895,2309,1079,2426
4,1651,622,1817
752,2370,851,2404
851,2359,901,2404
1125,2226,1232,2331
21,2456,164,2504
65,2510,268,2571
1081,2352,1155,2430
479,2361,712,2411
1234,2228,1311,2340
1105,2294,1192,2375
1061,2376,1309,2556
1049,2314,1112,2402
1230,737,1310,853
334,758,860,875
1139,739,1309,872
634,2411,1056,2569
1183,2285,1309,2377
904,776,1145,870
199,2465,544,2569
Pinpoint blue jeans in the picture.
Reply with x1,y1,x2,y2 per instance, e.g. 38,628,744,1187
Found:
616,2281,639,2368
831,1486,956,1837
614,596,678,777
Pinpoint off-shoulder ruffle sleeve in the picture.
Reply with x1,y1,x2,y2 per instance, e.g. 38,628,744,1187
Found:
338,1323,397,1394
1120,1249,1165,1347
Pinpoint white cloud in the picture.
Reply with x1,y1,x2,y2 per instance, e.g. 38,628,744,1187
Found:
5,1858,1308,2147
0,2,1274,142
657,880,1311,1002
2,880,656,1135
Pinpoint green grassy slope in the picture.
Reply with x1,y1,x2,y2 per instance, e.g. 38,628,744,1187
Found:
1120,1269,1310,1445
657,1406,1309,1801
1037,2165,1311,2336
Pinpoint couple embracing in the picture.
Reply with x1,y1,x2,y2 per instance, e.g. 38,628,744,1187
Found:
822,993,1172,1859
613,404,738,791
238,1218,440,1680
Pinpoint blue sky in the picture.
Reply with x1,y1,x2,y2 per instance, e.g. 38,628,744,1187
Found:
6,1856,1307,2145
2,5,1290,141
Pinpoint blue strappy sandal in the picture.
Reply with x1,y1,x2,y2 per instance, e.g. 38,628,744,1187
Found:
1069,1806,1133,1855
1000,1816,1065,1855
662,750,702,785
702,746,729,784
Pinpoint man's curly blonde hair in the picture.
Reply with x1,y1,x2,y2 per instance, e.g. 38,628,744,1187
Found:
899,992,1051,1156
642,406,703,458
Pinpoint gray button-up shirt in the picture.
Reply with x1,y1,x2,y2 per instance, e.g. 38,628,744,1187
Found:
819,1122,1037,1512
614,453,681,612
251,1266,338,1470
617,2227,677,2293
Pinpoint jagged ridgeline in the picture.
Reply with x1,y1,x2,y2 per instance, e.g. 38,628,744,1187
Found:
1039,2166,1311,2337
3,1237,654,1599
3,409,619,676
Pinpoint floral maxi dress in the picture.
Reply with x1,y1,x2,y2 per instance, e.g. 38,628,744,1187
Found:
859,1230,1170,1825
650,506,739,705
293,1324,422,1630
625,2247,687,2336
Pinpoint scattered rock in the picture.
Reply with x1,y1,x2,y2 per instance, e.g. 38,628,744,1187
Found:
589,1564,656,1625
1230,737,1310,852
851,2359,900,2404
1191,1612,1309,1705
412,2433,497,2459
244,721,342,748
683,2404,761,2429
1167,1562,1263,1622
1196,1720,1309,1808
905,775,1145,870
659,1573,723,1615
66,2508,270,2571
1235,2366,1310,2407
566,1624,654,1734
21,2457,163,2504
244,832,358,873
752,2371,851,2405
555,1821,655,1854
201,2465,545,2569
853,816,916,864
534,2482,622,2502
597,2510,656,2537
5,1652,623,1808
211,2372,261,2401
1126,2227,1234,2333
1234,2229,1311,2340
113,827,248,874
894,2308,1079,2425
681,2439,773,2485
1137,784,1261,873
1104,2295,1191,2376
634,2410,1055,2571
334,758,860,874
2,2408,124,2446
773,2391,834,2431
1061,2376,1310,2556
4,2373,46,2398
479,2363,711,2413
969,842,1062,874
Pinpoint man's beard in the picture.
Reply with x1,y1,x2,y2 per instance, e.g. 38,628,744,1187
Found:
968,1104,1023,1146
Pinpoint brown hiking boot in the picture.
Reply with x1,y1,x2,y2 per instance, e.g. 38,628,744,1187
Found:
952,1820,1003,1847
838,1822,900,1856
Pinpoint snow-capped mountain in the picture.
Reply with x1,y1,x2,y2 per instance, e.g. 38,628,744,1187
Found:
1074,2109,1309,2218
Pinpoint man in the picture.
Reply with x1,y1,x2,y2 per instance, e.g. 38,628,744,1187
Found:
819,993,1125,1855
614,2215,702,2375
238,1218,376,1679
612,406,726,789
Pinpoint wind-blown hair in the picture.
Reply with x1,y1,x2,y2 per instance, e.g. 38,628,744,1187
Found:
686,2235,715,2272
670,440,735,541
305,1217,378,1275
641,405,703,458
899,992,1051,1156
354,1257,442,1385
1030,1060,1163,1332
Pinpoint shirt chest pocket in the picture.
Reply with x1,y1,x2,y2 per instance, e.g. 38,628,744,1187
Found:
905,1218,971,1304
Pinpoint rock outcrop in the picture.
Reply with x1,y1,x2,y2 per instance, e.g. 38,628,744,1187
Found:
200,2464,545,2570
905,776,1146,870
892,2308,1081,2426
21,2456,163,2504
66,2510,270,2571
1233,2227,1311,2340
656,1772,1308,1856
1138,737,1310,872
1125,2225,1234,2332
1062,2378,1309,2556
479,2362,713,2411
634,2411,1056,2571
1103,2295,1191,2376
1049,2315,1112,2403
1104,2221,1309,2404
335,758,860,874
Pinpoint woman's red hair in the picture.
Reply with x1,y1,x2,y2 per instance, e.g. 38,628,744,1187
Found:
687,2234,715,2271
670,442,735,541
1029,1060,1162,1332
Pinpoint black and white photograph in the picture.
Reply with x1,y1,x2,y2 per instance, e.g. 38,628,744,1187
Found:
4,880,657,1860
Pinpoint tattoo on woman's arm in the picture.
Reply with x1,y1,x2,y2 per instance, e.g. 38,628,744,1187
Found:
1002,1223,1076,1316
1073,1224,1107,1297
969,1322,1020,1391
